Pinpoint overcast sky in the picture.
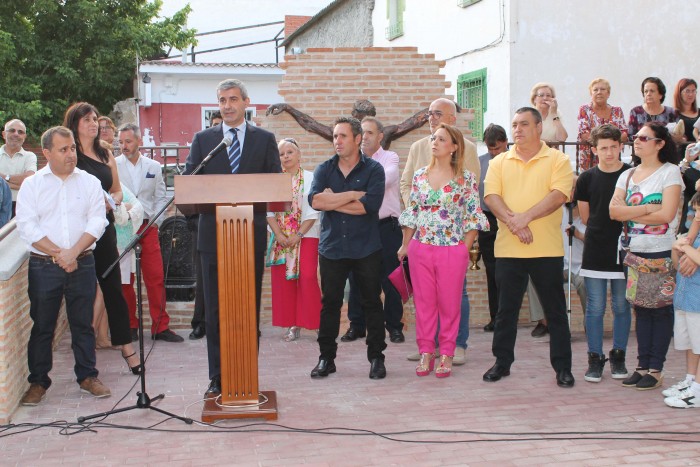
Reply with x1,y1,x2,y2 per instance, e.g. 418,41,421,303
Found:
158,0,332,63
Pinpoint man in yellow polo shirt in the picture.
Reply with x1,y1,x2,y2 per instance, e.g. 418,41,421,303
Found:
482,107,575,388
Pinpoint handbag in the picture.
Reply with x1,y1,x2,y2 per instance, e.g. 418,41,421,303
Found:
388,258,412,303
621,169,676,308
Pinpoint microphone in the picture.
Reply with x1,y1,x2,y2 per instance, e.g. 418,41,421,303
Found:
206,137,232,160
196,136,232,171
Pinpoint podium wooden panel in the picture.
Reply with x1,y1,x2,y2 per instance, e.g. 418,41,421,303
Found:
174,173,291,422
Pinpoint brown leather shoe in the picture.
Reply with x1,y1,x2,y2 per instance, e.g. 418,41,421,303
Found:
79,377,111,398
21,383,47,406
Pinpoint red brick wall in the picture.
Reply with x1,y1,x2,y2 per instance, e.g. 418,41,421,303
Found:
284,15,312,38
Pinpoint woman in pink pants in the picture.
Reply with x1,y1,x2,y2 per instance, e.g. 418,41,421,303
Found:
398,123,488,378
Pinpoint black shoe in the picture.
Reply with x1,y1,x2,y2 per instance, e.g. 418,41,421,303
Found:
153,329,185,343
584,352,607,383
483,321,495,332
556,369,575,387
369,358,386,379
189,323,205,340
483,363,510,382
310,359,336,378
205,377,221,395
622,368,647,387
340,327,366,342
608,348,628,379
130,328,139,342
531,322,549,338
389,329,405,343
636,371,663,390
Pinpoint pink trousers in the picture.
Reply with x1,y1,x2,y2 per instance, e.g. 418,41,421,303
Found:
270,237,321,330
408,239,468,356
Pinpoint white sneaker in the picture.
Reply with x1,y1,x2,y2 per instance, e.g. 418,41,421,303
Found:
453,347,466,366
664,390,698,409
661,379,692,398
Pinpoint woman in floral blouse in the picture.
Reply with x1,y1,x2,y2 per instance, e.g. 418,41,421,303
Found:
398,123,488,378
266,138,321,341
577,78,629,172
628,77,678,139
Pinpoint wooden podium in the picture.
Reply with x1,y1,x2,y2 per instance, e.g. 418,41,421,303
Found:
174,173,292,422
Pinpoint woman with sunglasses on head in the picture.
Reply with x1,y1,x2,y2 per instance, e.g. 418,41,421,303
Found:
398,123,488,378
265,138,321,341
63,102,142,375
609,122,683,390
628,77,679,140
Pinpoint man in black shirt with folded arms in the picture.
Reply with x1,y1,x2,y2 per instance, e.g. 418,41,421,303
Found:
308,117,387,380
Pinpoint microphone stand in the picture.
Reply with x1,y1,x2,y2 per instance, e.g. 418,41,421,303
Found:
565,202,574,328
77,147,225,425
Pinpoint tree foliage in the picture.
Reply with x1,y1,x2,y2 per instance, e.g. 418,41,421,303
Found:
0,0,195,140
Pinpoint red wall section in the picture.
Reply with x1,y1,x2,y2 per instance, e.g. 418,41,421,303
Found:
139,103,205,147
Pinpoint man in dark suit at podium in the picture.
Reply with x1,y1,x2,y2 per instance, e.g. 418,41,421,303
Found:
185,79,281,395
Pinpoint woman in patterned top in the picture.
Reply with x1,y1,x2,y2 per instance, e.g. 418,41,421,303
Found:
628,77,678,138
398,123,488,378
577,78,629,172
266,138,321,342
610,122,683,390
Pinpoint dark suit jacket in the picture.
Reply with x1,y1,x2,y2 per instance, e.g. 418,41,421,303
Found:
185,123,282,253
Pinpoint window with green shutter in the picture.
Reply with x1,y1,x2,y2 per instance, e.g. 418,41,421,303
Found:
386,0,405,40
457,68,487,140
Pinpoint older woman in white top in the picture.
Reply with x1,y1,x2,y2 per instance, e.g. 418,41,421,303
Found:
531,82,568,142
266,138,321,341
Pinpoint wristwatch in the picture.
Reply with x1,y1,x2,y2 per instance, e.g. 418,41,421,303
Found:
4,174,9,181
297,231,304,238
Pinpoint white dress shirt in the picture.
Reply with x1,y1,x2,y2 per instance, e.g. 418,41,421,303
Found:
222,121,247,155
115,153,168,223
15,165,107,254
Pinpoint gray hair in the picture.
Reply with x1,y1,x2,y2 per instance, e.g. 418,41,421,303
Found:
4,119,26,131
217,79,249,100
41,126,73,150
118,122,141,139
361,116,384,134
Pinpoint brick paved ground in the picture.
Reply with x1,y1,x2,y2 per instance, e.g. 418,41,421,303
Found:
3,317,700,466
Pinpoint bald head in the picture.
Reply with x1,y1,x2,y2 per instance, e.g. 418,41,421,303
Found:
4,119,26,132
428,98,457,133
2,119,27,152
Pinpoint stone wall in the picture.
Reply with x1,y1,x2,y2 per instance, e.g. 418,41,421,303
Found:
285,0,375,54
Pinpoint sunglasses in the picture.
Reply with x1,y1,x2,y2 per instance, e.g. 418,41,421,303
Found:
282,137,299,147
633,135,661,143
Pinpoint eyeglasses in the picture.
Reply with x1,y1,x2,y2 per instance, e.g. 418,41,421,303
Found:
282,137,299,147
427,110,447,119
536,93,554,98
634,135,661,143
682,88,697,95
99,126,114,132
5,128,26,135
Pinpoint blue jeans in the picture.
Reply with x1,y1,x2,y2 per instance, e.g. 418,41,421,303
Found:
27,254,98,388
584,277,631,355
